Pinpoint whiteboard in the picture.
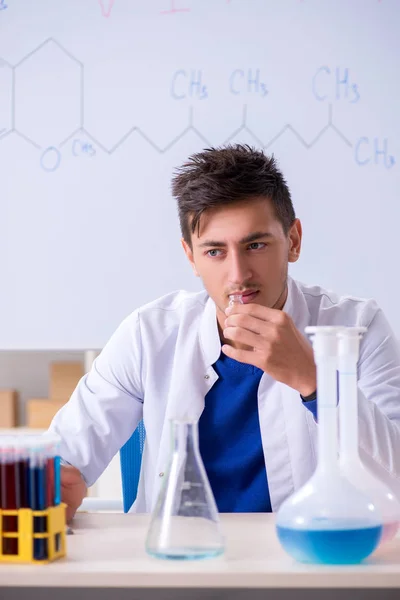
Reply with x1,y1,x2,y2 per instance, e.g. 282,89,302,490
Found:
0,0,399,349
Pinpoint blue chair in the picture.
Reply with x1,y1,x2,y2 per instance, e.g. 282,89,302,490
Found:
119,420,146,513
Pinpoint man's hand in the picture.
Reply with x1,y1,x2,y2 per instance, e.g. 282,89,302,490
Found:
222,303,316,396
61,464,87,523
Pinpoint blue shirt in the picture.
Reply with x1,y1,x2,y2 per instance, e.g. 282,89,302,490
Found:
198,352,272,512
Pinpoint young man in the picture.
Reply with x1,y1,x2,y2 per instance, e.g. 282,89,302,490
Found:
49,145,400,522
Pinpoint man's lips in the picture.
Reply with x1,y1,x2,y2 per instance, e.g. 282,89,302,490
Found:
228,290,259,304
240,291,259,304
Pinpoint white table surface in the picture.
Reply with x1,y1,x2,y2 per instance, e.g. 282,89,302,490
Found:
1,513,400,589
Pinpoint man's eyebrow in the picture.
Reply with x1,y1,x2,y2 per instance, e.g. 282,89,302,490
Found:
198,231,274,248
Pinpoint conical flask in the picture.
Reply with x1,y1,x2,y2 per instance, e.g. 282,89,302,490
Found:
276,327,383,565
145,418,225,560
338,327,400,545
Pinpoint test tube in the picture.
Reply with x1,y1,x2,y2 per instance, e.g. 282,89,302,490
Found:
0,437,20,555
45,440,55,509
28,440,48,560
42,434,62,553
53,437,61,506
15,438,29,509
42,433,61,506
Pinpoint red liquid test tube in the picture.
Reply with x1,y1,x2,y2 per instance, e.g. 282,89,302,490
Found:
15,439,29,509
0,437,20,555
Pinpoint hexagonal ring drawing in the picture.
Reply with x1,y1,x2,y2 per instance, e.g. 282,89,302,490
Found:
14,38,83,149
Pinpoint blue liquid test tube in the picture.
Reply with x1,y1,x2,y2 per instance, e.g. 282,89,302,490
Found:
54,441,61,506
28,440,48,561
42,434,61,506
46,435,62,552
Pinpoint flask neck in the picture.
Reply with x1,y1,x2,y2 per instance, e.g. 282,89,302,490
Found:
171,420,200,456
315,356,340,473
338,358,360,461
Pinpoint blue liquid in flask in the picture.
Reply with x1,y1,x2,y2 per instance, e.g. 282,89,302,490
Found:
277,521,382,564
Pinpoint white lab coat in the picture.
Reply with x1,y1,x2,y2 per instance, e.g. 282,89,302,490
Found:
48,277,400,512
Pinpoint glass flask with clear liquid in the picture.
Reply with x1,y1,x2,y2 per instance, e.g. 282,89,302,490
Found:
276,326,383,565
338,327,400,545
229,294,244,306
145,418,225,560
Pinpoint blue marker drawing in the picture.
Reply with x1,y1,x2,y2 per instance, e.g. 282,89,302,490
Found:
313,66,360,103
374,137,395,168
72,139,96,157
40,147,61,172
355,137,395,168
0,0,8,11
0,38,394,171
312,66,330,101
171,70,208,100
230,69,268,98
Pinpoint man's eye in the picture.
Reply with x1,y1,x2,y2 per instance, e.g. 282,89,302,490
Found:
248,242,265,250
207,249,222,257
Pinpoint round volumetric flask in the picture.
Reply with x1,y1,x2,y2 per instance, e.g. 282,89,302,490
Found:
337,328,400,545
276,327,383,565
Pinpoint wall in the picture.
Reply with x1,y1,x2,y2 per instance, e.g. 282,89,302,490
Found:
0,351,84,425
0,350,122,499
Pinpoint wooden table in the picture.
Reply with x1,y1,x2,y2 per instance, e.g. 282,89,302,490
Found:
1,513,400,600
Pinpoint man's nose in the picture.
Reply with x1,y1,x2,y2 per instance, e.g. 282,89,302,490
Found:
227,251,253,286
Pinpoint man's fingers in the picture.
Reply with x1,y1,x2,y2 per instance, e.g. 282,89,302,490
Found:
61,464,87,523
225,302,284,322
63,488,86,523
222,344,261,367
66,504,77,524
223,326,260,348
224,313,262,334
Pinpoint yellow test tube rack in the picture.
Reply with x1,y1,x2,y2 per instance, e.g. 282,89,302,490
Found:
0,503,67,564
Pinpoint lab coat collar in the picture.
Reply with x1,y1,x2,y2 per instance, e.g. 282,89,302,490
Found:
199,295,222,368
283,276,312,336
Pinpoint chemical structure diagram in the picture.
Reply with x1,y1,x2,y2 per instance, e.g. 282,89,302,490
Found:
0,38,395,172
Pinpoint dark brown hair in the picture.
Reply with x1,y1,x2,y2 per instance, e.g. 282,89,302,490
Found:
171,144,296,247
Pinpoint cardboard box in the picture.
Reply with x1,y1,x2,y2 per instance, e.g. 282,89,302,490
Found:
0,389,18,428
26,398,66,429
50,361,84,403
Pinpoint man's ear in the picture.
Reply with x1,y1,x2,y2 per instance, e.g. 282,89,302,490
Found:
181,238,199,277
288,219,302,263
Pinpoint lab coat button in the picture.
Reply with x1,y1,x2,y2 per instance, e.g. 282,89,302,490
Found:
204,374,210,380
159,472,164,477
